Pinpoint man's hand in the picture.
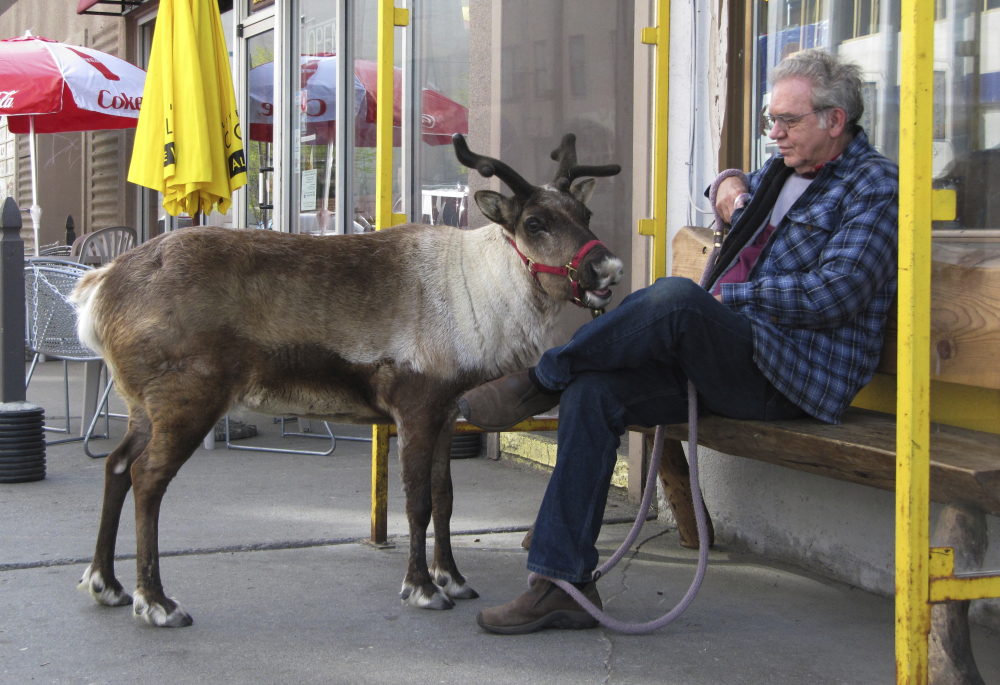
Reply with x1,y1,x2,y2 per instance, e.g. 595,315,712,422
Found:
715,176,749,224
713,293,723,303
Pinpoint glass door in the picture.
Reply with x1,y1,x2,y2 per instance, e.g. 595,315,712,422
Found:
242,18,276,229
294,0,353,234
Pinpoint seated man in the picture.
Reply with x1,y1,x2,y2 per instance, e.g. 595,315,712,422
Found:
459,48,899,635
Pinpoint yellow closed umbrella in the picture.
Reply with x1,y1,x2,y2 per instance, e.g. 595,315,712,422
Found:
128,0,246,216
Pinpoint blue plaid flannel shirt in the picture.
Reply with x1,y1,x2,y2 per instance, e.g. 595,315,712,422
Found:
715,130,898,424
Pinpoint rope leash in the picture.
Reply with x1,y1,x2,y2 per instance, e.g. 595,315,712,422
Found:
530,169,748,633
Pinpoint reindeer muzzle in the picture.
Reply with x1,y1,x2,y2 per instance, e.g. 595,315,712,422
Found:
507,238,608,309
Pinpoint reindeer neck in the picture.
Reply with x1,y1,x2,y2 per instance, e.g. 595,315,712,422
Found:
441,224,563,380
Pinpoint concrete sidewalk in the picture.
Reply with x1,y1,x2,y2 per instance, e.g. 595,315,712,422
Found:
3,360,999,684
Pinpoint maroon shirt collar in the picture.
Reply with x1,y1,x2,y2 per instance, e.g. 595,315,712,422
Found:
800,152,842,180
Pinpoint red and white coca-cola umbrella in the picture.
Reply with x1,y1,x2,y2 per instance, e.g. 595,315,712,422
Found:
0,31,145,254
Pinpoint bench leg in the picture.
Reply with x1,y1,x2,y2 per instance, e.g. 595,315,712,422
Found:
929,502,987,685
651,435,714,550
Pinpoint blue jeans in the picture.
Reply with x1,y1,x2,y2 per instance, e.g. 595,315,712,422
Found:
527,277,804,582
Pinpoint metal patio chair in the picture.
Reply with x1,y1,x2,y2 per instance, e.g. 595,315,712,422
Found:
38,243,73,257
24,262,117,454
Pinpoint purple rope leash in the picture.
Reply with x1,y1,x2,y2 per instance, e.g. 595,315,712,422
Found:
529,169,749,634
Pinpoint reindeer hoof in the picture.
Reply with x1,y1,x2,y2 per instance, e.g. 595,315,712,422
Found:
431,569,480,600
78,564,133,607
400,582,455,610
133,590,193,627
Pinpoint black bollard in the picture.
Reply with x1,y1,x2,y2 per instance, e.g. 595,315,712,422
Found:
65,215,76,247
1,197,26,403
0,196,46,484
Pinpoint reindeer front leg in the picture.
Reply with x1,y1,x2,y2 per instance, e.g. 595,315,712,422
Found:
397,417,455,610
428,411,479,601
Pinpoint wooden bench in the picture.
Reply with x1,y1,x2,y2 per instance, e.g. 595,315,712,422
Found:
653,226,1000,682
635,408,1000,549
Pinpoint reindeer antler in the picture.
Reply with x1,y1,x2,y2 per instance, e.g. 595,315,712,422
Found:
550,133,622,191
452,134,536,200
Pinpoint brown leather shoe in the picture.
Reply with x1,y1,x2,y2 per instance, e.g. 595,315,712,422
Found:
458,369,560,431
476,577,601,635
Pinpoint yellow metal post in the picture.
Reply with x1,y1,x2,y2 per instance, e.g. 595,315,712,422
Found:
371,0,409,545
895,0,934,681
637,0,670,281
371,424,390,543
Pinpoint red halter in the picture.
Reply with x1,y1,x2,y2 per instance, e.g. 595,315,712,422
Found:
507,238,605,308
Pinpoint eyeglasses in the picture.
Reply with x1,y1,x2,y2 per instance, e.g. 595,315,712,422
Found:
762,109,824,133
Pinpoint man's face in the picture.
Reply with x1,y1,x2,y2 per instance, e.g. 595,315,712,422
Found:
767,77,840,174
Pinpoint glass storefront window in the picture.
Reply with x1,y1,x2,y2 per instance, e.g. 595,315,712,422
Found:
490,0,635,336
249,0,275,14
246,28,275,230
295,1,339,235
409,0,471,227
752,0,999,232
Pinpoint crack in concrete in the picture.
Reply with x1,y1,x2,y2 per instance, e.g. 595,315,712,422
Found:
597,527,673,683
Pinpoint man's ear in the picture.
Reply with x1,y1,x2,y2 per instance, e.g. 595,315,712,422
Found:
475,190,520,231
827,107,848,137
570,178,597,205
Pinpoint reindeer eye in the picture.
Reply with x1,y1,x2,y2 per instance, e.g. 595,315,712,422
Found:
524,217,544,233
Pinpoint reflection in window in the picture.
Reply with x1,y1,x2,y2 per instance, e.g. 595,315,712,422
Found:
569,35,587,98
495,0,635,335
752,0,999,230
851,0,880,38
534,40,552,100
780,0,827,31
296,0,340,235
502,46,523,102
412,0,470,226
246,30,275,230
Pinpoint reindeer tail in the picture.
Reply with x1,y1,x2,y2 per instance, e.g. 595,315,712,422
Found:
70,267,110,357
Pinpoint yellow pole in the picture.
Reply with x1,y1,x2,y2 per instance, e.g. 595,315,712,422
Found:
637,0,670,281
895,0,934,681
371,0,408,544
371,424,390,543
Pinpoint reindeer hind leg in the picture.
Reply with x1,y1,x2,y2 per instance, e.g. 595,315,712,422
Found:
80,405,152,608
129,397,226,628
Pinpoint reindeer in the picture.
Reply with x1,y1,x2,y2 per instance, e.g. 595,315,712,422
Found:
72,133,623,627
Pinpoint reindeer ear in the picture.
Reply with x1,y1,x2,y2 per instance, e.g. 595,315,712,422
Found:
570,178,597,205
475,190,519,229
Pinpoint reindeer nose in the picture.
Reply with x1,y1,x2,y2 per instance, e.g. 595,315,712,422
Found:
609,261,624,284
590,254,623,285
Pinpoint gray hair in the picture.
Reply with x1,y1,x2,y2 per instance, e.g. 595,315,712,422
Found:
771,49,864,130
